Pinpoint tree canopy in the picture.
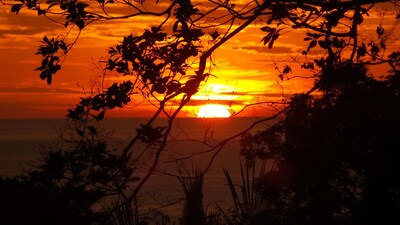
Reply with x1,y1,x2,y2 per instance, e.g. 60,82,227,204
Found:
2,0,400,224
240,63,400,224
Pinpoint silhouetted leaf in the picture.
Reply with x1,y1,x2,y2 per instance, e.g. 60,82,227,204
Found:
46,73,52,85
11,4,23,14
307,39,317,52
87,126,97,135
332,37,344,48
37,9,46,16
376,25,385,39
261,35,271,45
96,110,105,121
301,62,315,70
268,39,275,49
209,30,220,40
282,65,292,74
75,19,85,30
260,26,272,32
318,40,329,49
306,32,321,39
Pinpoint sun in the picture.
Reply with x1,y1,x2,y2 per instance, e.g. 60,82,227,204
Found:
197,104,231,118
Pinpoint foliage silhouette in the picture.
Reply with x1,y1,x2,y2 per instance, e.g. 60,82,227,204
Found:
0,175,100,225
102,198,171,225
178,166,208,225
177,164,225,225
240,63,400,224
220,162,269,225
0,126,139,225
2,0,400,224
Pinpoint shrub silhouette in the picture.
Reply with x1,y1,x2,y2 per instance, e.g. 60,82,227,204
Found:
240,63,400,224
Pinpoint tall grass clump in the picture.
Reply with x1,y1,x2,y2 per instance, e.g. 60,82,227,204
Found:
220,161,269,225
177,164,225,225
102,198,171,225
102,199,140,225
178,165,207,225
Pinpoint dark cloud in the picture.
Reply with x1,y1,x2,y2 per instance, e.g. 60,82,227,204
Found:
0,27,43,37
184,99,246,106
0,86,80,94
184,92,292,106
219,91,248,96
227,73,275,80
232,45,325,58
232,45,297,54
249,92,293,97
0,10,63,38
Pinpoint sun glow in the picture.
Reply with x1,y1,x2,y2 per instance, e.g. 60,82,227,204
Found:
197,104,231,118
192,83,239,101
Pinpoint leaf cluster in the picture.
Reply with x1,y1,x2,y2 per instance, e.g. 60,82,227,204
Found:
0,127,141,224
67,81,134,121
240,63,400,224
136,123,166,146
5,1,400,224
106,21,203,99
260,26,281,49
11,0,96,28
35,36,68,85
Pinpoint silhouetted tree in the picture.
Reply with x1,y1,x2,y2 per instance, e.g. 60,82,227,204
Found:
240,54,400,225
0,129,136,224
3,0,400,224
0,175,99,225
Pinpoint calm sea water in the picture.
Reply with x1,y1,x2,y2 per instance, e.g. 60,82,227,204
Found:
0,117,274,217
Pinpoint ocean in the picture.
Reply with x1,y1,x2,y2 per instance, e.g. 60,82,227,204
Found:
0,117,274,218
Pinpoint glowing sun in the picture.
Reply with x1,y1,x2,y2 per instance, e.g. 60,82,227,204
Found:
197,104,231,118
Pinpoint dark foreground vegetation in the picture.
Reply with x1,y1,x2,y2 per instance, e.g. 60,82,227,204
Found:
2,61,400,225
1,0,400,224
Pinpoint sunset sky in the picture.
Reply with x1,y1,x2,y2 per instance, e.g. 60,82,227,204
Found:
0,1,399,118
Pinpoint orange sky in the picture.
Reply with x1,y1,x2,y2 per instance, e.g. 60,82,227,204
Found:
0,2,399,118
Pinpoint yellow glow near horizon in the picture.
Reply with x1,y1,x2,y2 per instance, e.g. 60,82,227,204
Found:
193,83,239,101
197,104,231,118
